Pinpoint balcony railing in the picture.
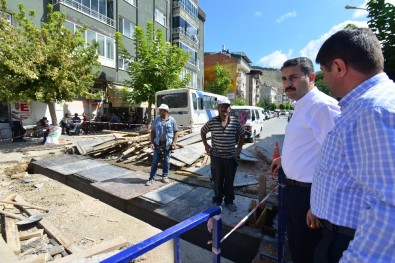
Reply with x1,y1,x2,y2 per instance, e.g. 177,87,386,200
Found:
53,0,115,27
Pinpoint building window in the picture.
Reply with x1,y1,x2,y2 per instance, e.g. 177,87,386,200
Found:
118,57,130,70
124,0,135,6
119,17,134,39
155,8,166,27
0,11,11,23
181,68,197,89
172,15,198,43
179,42,197,66
177,0,198,19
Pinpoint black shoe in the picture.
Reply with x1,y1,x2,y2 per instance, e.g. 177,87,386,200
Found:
225,203,237,212
212,201,222,207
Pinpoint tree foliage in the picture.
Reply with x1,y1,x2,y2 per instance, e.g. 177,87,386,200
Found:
118,22,190,125
0,1,100,124
206,63,231,95
257,96,272,110
367,0,395,80
232,97,247,106
315,71,333,97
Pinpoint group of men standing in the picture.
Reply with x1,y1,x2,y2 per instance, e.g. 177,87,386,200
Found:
146,27,394,262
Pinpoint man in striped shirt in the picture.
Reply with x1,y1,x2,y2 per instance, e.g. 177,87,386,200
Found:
310,28,395,262
201,98,245,212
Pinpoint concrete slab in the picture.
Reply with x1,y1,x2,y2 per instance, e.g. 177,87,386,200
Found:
33,155,87,169
91,170,167,200
142,182,195,204
240,150,260,162
50,159,108,175
76,164,130,182
185,165,258,186
171,147,202,165
156,186,258,228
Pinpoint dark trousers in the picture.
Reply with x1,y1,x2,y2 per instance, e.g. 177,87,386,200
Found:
11,121,26,141
286,184,322,263
314,221,355,263
210,156,237,205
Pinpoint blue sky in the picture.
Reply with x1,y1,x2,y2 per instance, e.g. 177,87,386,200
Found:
199,0,370,71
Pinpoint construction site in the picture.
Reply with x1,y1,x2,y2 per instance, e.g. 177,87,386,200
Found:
0,119,287,263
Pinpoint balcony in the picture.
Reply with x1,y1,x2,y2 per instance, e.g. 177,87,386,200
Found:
53,0,115,27
172,27,199,49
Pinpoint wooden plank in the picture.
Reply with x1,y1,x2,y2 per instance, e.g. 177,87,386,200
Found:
4,217,21,255
14,195,81,254
53,236,129,263
0,200,49,212
0,235,19,263
19,229,44,241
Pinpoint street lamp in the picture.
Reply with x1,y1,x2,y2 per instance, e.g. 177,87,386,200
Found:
345,5,367,10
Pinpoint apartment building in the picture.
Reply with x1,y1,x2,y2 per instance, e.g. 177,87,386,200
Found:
0,0,205,133
204,49,252,102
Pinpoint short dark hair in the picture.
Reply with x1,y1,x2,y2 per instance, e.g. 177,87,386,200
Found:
316,28,384,74
281,57,315,75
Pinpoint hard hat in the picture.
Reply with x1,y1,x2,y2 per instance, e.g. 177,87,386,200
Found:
158,104,169,111
217,97,231,105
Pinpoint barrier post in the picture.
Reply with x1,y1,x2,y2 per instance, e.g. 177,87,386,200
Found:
212,214,222,263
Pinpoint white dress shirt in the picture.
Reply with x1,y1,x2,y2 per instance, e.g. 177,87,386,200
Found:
282,87,340,183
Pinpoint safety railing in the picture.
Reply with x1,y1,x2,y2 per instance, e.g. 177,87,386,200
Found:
101,206,222,263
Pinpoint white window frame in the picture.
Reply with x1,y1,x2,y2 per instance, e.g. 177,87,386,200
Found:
1,11,11,23
124,0,136,6
120,17,134,39
155,8,166,27
118,57,130,70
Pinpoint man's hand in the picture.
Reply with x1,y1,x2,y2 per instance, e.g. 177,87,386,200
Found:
171,142,176,150
150,143,155,150
204,144,211,155
270,157,282,176
306,209,322,229
236,146,242,157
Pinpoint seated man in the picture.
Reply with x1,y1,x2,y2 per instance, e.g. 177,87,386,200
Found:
71,113,81,134
10,111,26,142
80,112,92,135
60,113,73,135
37,117,49,143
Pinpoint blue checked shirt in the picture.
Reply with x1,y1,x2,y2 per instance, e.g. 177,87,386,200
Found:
311,73,395,262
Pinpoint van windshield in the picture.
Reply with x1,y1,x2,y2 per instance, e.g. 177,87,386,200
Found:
157,93,188,109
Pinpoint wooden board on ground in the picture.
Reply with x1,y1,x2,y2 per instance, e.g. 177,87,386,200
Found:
0,235,19,263
177,133,203,147
75,137,116,155
14,196,81,254
91,170,168,200
53,236,129,263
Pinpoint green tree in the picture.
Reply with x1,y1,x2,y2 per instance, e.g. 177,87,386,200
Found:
0,2,100,124
279,103,285,110
117,22,190,126
232,97,247,106
366,0,395,80
206,63,231,95
269,103,277,111
315,71,333,97
257,96,271,110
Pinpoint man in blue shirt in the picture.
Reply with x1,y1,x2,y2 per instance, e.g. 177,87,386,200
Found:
310,28,395,262
146,104,178,186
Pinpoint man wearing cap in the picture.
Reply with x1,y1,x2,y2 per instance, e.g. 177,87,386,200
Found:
146,104,179,186
201,97,245,212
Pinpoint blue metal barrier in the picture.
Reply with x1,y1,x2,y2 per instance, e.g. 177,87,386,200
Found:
101,206,222,263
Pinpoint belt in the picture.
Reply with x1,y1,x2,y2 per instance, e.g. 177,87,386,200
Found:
320,219,356,238
286,178,311,188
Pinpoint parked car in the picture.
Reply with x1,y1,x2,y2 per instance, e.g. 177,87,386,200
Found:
230,106,264,143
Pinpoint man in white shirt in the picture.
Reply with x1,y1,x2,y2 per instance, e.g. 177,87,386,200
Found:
270,57,341,263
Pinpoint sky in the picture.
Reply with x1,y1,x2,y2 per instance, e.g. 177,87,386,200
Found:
199,0,371,71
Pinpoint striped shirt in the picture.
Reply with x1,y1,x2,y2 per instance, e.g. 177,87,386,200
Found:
201,115,244,158
311,73,395,262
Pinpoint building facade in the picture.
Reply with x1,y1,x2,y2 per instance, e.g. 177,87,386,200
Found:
0,0,205,136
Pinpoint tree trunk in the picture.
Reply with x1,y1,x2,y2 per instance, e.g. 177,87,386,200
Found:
147,102,153,129
47,102,58,126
